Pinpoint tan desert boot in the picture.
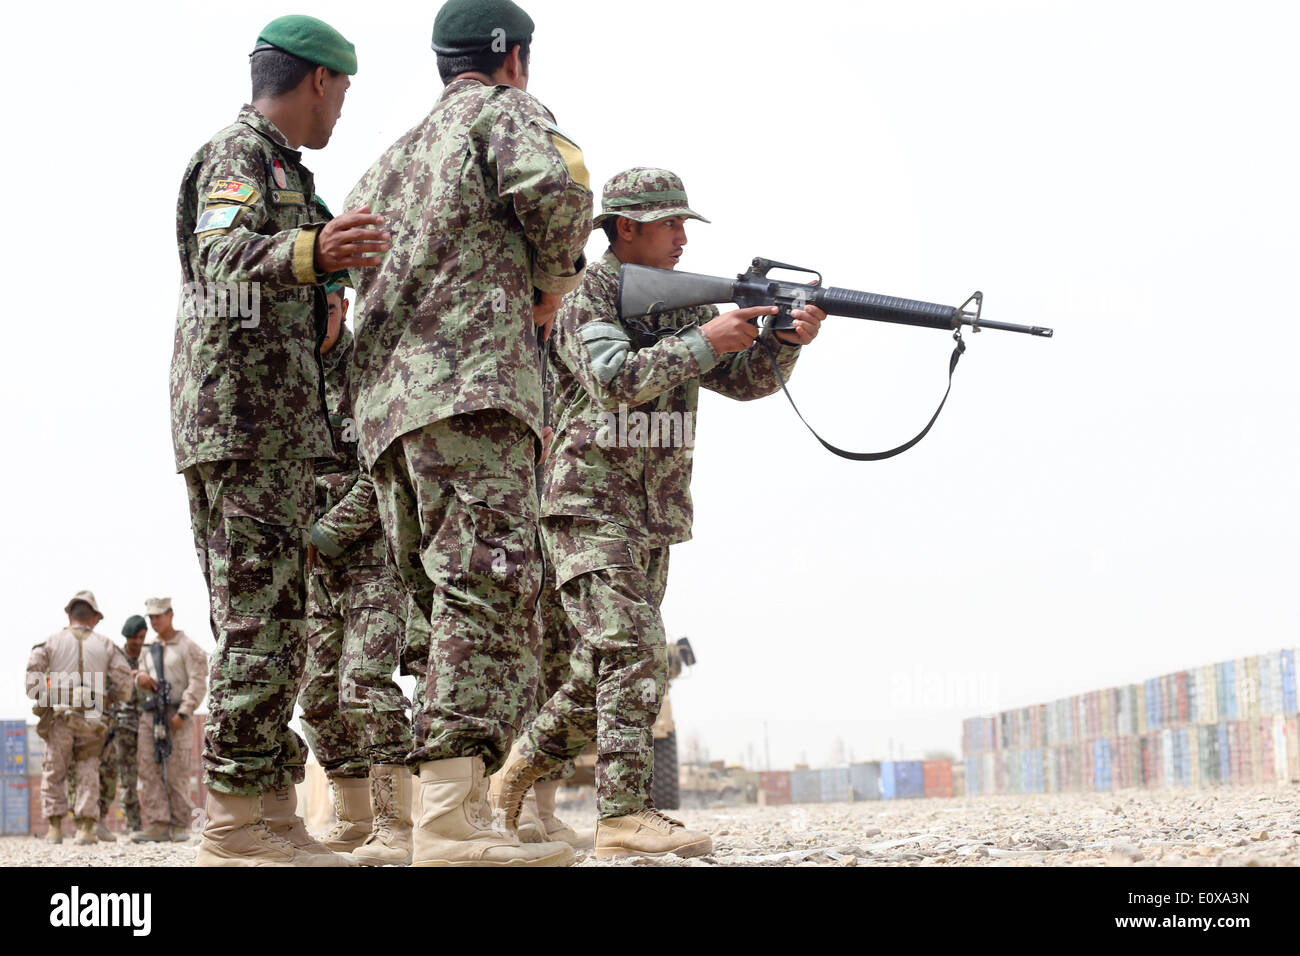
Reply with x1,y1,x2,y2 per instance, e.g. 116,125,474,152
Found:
321,776,372,852
262,787,356,867
95,820,114,842
74,817,98,845
532,779,580,846
131,821,170,843
412,757,574,867
595,808,712,859
196,791,338,867
353,764,412,866
45,815,64,844
169,825,195,842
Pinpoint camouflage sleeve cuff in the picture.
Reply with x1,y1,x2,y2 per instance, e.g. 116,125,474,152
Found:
310,521,347,559
292,224,325,285
534,253,587,297
680,325,720,373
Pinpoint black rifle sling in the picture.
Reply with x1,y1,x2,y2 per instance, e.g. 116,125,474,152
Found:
758,331,966,461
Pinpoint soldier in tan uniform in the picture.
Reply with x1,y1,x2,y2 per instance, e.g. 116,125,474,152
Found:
131,598,209,842
26,591,134,845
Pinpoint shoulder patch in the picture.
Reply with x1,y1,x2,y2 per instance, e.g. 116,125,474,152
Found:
548,131,590,191
208,180,259,205
195,204,243,235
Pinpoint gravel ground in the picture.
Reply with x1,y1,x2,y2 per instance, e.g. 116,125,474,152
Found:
5,787,1297,867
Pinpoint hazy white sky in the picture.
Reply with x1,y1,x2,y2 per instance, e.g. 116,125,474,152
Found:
3,0,1297,770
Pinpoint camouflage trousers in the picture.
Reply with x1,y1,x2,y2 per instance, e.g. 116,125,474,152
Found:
138,709,195,829
299,563,412,778
527,562,578,783
519,518,669,819
370,410,542,774
41,711,108,820
184,458,313,795
66,724,141,828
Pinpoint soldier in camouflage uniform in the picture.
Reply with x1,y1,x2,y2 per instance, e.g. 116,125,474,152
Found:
27,592,134,846
170,15,388,867
68,615,147,840
345,0,591,867
498,169,824,858
299,283,414,865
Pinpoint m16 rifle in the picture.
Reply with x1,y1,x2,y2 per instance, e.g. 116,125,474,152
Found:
619,258,1053,460
149,642,173,795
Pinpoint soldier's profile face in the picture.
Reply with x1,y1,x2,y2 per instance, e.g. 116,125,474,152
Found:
622,217,688,271
148,611,172,633
308,71,351,149
321,292,348,354
126,630,146,655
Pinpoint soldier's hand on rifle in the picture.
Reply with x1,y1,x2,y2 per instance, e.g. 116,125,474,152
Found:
774,303,826,346
314,205,391,273
137,674,158,692
533,291,562,342
701,306,775,354
170,714,185,733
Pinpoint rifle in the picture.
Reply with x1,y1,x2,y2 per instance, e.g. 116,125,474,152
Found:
149,642,173,795
618,258,1053,460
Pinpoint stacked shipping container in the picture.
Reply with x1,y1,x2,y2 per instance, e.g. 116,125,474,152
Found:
962,648,1300,795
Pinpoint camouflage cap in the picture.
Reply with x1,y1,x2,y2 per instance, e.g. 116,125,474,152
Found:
251,15,358,75
592,168,710,227
433,0,534,54
121,615,147,638
144,597,172,616
64,590,101,615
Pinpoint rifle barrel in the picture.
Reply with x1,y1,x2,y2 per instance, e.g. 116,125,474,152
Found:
812,285,958,331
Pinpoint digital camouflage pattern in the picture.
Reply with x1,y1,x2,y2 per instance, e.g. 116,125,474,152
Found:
369,411,542,774
527,548,578,783
137,708,196,829
344,77,592,469
110,652,142,830
28,627,133,820
184,458,314,795
520,518,669,818
170,104,332,471
519,247,802,816
173,104,335,797
300,326,412,777
541,250,800,550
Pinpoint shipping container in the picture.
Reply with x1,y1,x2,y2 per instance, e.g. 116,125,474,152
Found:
2,775,30,835
2,721,27,776
820,766,853,803
759,770,791,805
1175,671,1189,726
922,759,954,798
1281,650,1297,716
849,763,880,801
1257,653,1280,717
1286,717,1300,784
790,768,821,804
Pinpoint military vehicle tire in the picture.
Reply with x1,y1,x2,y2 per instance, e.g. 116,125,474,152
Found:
652,730,680,810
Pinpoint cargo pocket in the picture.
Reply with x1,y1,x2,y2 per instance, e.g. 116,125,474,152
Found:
225,507,306,627
449,480,541,608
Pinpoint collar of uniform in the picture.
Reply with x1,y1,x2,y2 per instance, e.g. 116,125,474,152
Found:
439,76,494,103
597,247,623,278
237,104,302,160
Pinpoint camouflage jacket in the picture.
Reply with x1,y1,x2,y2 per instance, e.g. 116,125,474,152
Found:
170,104,333,471
114,652,142,730
541,249,800,577
345,78,592,467
310,326,387,568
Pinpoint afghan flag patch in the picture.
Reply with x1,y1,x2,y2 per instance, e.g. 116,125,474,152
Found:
208,180,257,204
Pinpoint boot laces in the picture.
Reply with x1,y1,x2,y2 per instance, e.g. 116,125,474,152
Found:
636,807,684,830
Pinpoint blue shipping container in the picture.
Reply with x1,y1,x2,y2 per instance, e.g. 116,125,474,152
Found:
880,762,897,800
1,721,26,775
1282,650,1297,715
1222,661,1237,720
897,761,925,799
1093,739,1112,791
2,775,29,835
1216,723,1230,782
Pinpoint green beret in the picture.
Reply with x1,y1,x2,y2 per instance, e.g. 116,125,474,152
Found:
121,615,147,638
433,0,534,54
252,15,357,75
323,281,344,296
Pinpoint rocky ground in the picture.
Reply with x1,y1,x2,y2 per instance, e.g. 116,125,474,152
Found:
4,787,1297,866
